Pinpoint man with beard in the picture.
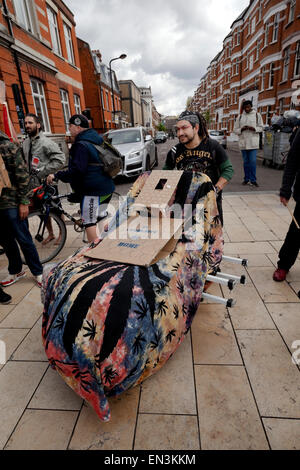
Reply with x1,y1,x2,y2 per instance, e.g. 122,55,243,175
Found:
22,114,66,243
163,111,233,225
0,130,43,288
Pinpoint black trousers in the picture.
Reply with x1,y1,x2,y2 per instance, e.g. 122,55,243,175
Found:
278,201,300,271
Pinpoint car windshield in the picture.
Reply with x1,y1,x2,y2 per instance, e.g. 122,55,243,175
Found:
209,131,224,136
106,130,141,144
156,132,165,136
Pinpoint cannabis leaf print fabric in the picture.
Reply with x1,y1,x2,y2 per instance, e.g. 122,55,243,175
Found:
42,171,223,421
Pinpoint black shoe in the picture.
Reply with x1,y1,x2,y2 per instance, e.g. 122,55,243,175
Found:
250,181,259,187
0,289,12,304
242,180,249,185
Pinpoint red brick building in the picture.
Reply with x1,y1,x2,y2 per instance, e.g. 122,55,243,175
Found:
191,0,300,135
0,0,84,144
77,43,125,134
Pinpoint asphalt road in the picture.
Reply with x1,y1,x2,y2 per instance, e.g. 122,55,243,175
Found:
114,138,284,196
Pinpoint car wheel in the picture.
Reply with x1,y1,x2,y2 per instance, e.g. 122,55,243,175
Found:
145,155,151,172
154,147,158,167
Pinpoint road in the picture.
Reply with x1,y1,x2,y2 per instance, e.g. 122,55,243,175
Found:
114,138,284,196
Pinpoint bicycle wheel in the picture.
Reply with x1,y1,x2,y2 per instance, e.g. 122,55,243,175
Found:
22,210,67,264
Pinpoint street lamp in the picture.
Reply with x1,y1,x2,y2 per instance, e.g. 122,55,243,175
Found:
109,54,127,127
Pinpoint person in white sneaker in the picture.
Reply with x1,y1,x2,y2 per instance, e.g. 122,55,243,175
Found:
0,130,43,288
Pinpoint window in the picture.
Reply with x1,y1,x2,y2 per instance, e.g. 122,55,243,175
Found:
266,106,272,125
258,1,263,22
256,39,261,60
233,59,239,75
272,13,279,42
249,55,254,71
30,78,50,133
289,0,296,23
60,89,71,131
236,30,241,46
282,47,290,81
74,94,81,114
279,98,284,115
13,0,34,33
269,63,275,88
294,41,300,77
63,23,75,65
46,7,61,55
264,23,269,46
251,17,256,34
261,66,266,90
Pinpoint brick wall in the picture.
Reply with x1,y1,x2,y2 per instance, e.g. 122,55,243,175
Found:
0,0,85,137
191,0,300,134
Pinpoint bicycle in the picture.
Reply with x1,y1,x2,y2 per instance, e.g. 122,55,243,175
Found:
23,182,85,264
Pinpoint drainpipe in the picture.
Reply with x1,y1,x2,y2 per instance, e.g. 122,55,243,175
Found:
2,0,29,113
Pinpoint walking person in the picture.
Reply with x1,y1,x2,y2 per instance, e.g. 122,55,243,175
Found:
0,286,11,304
47,114,115,243
233,100,263,187
273,127,300,282
163,110,234,226
0,130,43,288
22,113,66,244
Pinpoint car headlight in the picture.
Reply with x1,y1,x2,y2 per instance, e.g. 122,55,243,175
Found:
129,150,141,159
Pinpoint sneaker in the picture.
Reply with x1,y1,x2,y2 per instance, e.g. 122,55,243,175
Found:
273,268,288,282
250,181,259,187
242,180,249,185
0,271,26,287
0,289,12,304
35,274,43,288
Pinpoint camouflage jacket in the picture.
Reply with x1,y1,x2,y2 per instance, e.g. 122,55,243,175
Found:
0,131,30,210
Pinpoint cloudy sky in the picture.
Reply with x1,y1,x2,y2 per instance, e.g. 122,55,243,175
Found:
65,0,250,116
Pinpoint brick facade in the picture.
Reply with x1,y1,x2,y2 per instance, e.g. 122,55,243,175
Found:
77,43,124,134
190,0,300,135
0,0,85,140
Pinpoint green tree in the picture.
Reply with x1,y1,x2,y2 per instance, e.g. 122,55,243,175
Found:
158,123,167,132
203,110,211,125
186,96,193,109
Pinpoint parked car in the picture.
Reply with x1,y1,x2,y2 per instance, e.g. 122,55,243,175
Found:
154,131,167,143
104,127,158,177
208,129,227,149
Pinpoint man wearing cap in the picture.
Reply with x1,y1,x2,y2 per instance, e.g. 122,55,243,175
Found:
22,113,66,244
163,111,233,225
47,114,115,243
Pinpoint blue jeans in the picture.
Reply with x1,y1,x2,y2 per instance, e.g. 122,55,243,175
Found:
0,208,43,276
241,149,257,183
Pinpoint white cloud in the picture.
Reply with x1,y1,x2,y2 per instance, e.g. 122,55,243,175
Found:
66,0,250,115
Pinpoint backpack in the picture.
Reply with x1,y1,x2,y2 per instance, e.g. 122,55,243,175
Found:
91,141,123,178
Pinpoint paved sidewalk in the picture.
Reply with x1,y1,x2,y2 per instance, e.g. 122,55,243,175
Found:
0,192,299,450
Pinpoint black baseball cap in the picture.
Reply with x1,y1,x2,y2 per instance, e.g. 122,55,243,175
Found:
69,114,89,128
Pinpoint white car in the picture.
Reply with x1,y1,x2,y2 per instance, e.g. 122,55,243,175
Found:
208,130,227,149
104,127,158,177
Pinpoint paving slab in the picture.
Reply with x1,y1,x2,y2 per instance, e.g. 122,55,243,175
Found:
236,330,300,418
194,365,269,450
